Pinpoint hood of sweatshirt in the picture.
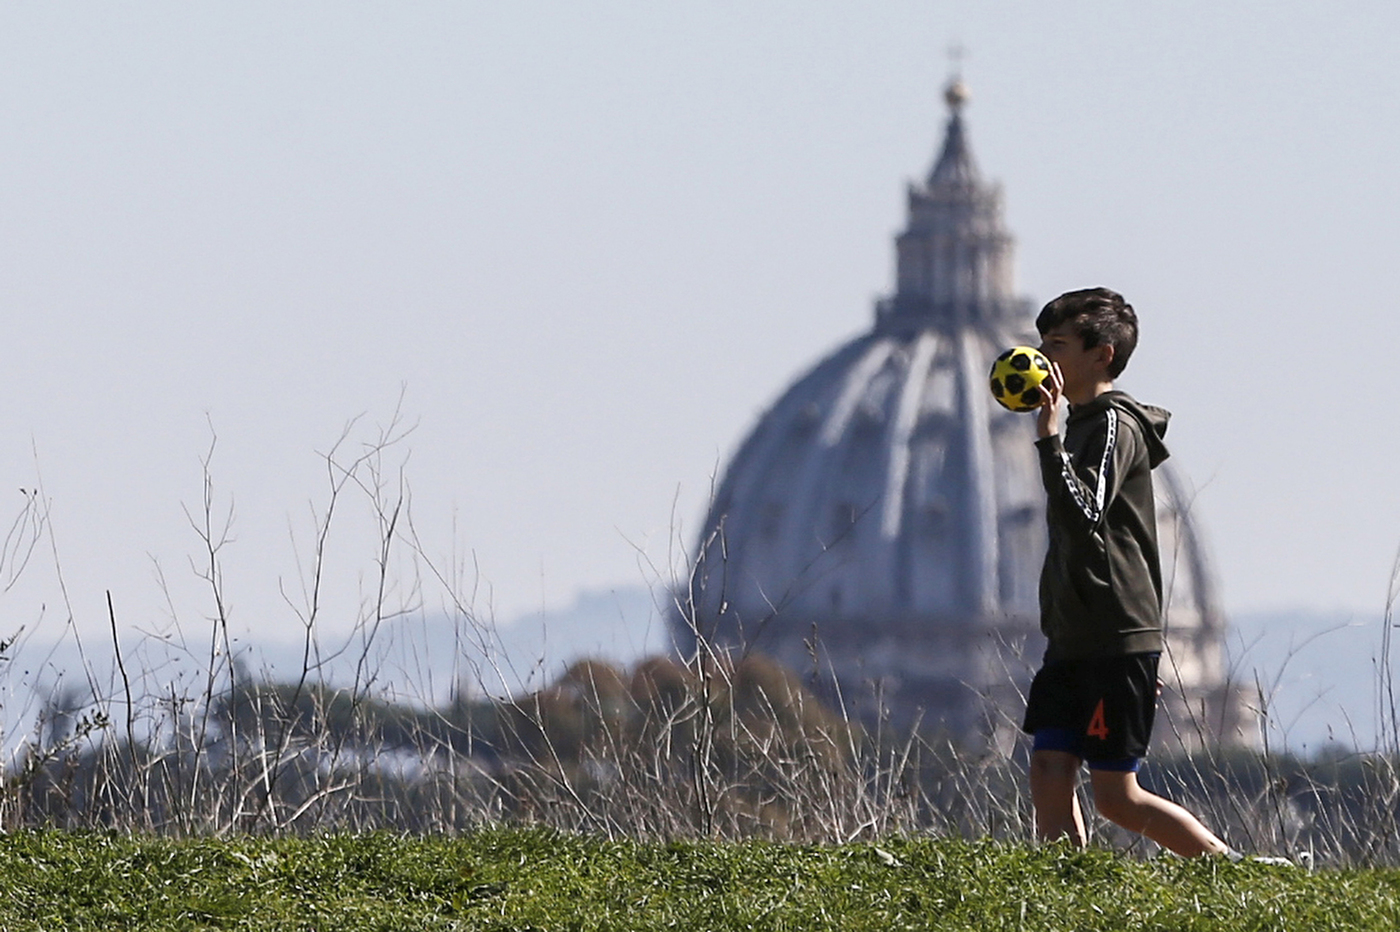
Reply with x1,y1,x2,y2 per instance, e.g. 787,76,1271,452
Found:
1068,391,1171,468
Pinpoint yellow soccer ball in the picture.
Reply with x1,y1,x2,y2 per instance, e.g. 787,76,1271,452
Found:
989,346,1052,412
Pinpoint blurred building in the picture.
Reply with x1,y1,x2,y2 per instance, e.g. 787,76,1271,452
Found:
673,77,1257,751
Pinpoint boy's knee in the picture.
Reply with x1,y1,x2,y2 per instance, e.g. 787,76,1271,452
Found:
1094,790,1133,826
1088,771,1140,823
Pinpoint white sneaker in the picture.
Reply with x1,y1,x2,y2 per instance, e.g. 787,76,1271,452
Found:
1225,849,1294,867
1249,855,1295,867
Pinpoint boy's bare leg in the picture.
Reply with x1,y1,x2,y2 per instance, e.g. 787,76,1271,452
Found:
1030,750,1087,845
1089,769,1229,857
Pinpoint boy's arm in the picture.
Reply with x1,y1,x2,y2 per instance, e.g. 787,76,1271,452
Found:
1035,412,1142,538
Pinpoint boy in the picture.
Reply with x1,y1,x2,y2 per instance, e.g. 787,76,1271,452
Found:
1024,287,1231,857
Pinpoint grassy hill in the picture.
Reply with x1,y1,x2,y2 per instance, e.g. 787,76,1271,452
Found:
4,828,1396,931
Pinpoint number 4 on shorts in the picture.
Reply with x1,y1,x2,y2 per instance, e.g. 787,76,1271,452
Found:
1086,699,1110,740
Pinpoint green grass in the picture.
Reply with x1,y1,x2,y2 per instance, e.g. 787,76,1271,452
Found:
3,828,1397,931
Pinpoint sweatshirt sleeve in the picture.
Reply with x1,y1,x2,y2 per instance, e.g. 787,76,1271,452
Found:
1035,407,1141,539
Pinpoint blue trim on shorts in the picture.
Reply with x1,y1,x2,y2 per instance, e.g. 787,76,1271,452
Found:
1031,727,1080,754
1032,728,1140,772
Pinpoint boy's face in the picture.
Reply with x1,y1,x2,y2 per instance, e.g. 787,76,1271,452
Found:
1038,322,1114,397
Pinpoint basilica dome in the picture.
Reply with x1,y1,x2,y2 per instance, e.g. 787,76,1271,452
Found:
674,80,1254,748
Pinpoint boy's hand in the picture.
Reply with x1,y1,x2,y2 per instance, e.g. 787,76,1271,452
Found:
1036,362,1064,439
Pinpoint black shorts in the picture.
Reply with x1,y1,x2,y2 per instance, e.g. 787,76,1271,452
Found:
1022,652,1159,766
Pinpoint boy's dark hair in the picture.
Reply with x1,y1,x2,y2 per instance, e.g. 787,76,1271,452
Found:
1035,287,1138,378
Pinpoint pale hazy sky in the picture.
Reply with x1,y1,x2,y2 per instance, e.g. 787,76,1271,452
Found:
2,2,1398,645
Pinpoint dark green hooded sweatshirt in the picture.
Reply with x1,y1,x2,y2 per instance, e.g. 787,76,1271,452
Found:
1034,390,1170,662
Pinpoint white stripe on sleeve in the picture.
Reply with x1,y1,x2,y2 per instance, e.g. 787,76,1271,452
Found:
1058,407,1117,524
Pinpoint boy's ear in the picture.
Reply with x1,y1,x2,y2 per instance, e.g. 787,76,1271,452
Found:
1096,343,1115,373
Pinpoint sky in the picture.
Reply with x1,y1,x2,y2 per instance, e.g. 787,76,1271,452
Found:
1,2,1398,652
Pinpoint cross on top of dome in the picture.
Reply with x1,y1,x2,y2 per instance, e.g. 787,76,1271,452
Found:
942,43,970,113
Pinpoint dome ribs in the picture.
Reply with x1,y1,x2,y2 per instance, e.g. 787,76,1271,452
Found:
880,331,941,540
